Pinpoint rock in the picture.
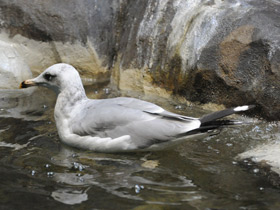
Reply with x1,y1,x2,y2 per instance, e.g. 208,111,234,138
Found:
0,0,110,81
0,39,32,89
237,142,280,187
116,0,280,120
0,0,279,119
0,32,59,75
0,32,109,83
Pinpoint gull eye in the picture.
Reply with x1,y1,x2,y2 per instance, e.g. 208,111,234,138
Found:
44,73,56,81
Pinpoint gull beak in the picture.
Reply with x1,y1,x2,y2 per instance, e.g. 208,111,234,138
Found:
20,79,36,88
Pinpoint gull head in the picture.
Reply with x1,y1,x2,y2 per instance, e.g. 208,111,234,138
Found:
20,63,84,94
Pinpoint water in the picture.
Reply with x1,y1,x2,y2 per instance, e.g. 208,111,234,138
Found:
1,86,280,210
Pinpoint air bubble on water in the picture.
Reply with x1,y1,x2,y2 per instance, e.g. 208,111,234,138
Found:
203,136,212,142
226,143,233,147
47,172,54,177
135,184,144,193
31,170,36,176
252,126,262,133
73,162,86,171
73,162,79,169
265,124,274,132
232,161,238,165
45,164,51,168
253,168,259,173
259,187,264,191
79,165,84,171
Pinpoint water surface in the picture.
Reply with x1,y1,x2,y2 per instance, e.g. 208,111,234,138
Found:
0,86,279,210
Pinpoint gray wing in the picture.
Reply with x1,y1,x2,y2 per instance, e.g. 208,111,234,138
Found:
104,97,197,120
71,97,199,148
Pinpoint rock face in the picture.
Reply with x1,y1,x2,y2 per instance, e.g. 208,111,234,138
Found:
0,39,32,89
237,142,280,187
0,0,279,119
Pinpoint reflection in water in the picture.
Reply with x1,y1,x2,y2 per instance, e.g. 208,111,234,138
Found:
49,145,198,205
1,86,280,209
52,188,89,205
0,88,55,120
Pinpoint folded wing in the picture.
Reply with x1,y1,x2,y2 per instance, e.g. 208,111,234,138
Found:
71,97,200,148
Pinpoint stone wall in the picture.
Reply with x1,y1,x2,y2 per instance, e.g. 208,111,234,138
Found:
0,0,279,119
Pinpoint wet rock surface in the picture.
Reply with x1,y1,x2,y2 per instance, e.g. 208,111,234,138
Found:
238,141,280,187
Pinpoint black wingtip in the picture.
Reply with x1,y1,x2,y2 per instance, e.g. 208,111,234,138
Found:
200,105,255,125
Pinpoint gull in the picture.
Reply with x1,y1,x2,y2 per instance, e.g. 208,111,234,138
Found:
20,63,253,152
